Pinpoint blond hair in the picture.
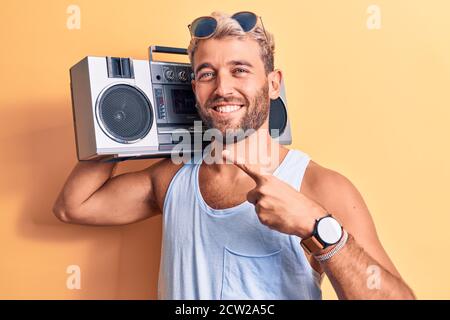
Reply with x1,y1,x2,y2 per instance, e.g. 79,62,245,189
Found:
187,11,275,74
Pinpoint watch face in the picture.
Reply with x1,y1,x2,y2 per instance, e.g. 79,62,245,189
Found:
317,216,342,245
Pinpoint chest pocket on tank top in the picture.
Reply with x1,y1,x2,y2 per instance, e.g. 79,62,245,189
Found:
221,246,283,299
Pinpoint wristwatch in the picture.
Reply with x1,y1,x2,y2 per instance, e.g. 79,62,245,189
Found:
300,214,343,255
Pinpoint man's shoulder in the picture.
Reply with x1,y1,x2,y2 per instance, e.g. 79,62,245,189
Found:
146,158,185,210
302,159,366,219
148,158,185,186
303,160,352,193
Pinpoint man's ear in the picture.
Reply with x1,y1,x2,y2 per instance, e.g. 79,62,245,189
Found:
268,69,282,100
191,79,196,95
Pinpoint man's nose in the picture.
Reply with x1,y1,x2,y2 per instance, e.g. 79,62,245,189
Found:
213,72,235,97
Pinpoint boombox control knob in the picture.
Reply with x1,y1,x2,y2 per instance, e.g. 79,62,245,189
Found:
178,70,188,82
164,69,175,81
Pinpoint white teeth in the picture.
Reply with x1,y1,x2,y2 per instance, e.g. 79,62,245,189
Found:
214,105,242,113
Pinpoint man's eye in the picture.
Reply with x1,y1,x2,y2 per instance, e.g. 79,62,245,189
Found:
233,68,248,75
199,72,214,80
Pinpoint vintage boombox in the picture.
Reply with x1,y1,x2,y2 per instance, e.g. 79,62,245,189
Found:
69,46,292,161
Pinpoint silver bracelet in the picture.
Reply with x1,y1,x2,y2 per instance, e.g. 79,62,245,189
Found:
313,229,348,262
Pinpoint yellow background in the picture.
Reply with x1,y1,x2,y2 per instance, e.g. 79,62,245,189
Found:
1,0,449,299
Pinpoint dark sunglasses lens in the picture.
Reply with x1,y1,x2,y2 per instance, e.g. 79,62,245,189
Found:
192,17,217,37
232,12,257,32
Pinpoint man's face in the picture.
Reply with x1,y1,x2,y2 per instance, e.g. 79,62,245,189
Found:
191,37,273,138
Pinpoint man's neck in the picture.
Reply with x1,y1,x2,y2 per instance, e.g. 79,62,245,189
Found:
202,127,288,176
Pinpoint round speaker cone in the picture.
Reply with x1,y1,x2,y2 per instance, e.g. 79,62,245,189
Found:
97,84,153,143
269,97,287,138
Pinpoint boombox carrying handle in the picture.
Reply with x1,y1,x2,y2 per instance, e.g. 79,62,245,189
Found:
149,45,188,62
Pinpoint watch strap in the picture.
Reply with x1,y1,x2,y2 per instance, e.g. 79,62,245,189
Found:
300,234,324,255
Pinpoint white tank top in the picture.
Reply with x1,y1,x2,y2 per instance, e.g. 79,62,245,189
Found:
158,148,323,299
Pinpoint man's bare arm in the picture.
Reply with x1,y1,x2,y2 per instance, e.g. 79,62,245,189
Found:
311,168,416,299
319,233,415,299
53,160,161,226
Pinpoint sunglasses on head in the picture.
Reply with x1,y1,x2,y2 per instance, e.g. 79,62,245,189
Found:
188,11,267,40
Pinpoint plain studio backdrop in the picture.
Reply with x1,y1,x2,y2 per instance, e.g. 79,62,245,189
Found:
0,0,449,299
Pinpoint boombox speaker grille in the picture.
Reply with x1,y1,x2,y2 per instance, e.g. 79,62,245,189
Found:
269,97,287,138
97,84,153,143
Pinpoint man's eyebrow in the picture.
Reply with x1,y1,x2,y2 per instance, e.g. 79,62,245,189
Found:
195,60,255,75
227,60,254,68
195,62,214,75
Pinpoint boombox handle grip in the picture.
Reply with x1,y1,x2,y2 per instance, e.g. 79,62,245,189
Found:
149,45,188,62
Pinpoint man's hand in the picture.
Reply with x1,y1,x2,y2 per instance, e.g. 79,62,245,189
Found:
222,149,326,238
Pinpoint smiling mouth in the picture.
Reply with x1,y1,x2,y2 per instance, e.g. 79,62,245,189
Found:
212,104,245,113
